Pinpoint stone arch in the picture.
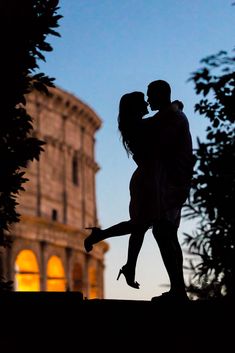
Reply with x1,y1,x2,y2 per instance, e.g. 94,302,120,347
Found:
14,249,40,291
46,255,66,291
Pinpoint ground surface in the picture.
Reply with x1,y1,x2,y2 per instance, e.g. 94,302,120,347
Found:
0,293,233,352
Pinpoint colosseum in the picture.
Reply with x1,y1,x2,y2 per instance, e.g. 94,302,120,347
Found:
0,86,108,299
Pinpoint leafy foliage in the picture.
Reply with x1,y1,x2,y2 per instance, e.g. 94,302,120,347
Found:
0,0,62,250
183,50,235,298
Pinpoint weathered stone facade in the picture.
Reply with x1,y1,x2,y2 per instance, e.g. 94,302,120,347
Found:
0,86,108,298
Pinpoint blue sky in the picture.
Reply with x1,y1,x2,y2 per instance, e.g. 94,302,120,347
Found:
39,0,234,300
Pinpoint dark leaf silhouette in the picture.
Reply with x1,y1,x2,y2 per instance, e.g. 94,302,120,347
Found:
0,1,62,253
183,49,235,299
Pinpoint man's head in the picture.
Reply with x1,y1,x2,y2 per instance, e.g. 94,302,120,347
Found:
147,80,171,111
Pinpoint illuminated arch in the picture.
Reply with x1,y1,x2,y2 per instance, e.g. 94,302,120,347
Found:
88,266,98,299
46,255,66,291
15,249,40,291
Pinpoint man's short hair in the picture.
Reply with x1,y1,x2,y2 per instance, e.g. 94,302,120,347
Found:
148,80,171,98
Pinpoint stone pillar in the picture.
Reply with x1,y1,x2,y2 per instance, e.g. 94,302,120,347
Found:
97,260,105,299
92,136,98,226
80,126,86,228
39,240,47,291
83,254,90,299
65,247,72,291
62,115,68,224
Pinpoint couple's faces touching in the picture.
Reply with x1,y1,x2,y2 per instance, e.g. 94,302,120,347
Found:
139,91,159,117
140,88,159,117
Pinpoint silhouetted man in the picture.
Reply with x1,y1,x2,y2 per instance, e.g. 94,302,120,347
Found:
146,80,194,301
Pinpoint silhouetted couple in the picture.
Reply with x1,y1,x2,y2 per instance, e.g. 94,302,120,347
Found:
84,80,194,302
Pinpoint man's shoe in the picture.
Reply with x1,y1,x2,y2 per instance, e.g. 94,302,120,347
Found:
151,291,189,303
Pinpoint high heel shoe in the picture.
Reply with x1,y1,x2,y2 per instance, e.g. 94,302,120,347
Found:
84,227,102,252
116,265,140,289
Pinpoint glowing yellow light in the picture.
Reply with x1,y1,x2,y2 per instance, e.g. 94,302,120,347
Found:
15,250,40,291
47,256,66,291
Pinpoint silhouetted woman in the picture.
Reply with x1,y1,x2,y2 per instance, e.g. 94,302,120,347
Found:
85,91,152,289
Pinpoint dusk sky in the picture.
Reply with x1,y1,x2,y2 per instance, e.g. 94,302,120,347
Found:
39,0,234,300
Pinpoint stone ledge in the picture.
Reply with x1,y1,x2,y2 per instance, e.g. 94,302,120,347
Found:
0,293,233,353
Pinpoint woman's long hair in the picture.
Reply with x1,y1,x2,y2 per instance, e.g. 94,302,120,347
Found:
118,91,145,157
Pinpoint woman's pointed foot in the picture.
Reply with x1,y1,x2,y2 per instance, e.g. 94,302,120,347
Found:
84,227,102,252
116,265,140,289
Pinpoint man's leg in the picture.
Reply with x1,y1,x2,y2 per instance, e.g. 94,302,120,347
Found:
152,219,187,297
